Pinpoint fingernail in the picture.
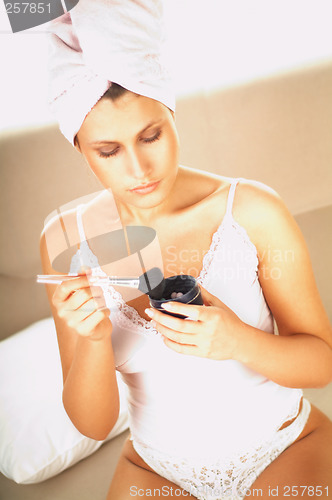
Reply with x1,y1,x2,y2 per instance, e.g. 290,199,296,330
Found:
161,302,173,310
145,308,154,318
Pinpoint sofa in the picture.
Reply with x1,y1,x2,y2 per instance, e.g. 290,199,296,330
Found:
1,60,332,499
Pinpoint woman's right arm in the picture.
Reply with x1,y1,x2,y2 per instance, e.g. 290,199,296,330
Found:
40,224,120,441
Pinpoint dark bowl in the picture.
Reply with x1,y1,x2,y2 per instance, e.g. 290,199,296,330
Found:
149,274,203,318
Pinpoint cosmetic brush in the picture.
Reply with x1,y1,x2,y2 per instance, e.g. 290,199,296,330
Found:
37,266,165,299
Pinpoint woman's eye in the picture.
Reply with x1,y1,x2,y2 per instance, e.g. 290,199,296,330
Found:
97,131,161,158
98,148,119,158
142,130,161,144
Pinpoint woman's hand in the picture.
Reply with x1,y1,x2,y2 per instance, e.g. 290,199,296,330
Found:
145,285,245,360
52,267,112,341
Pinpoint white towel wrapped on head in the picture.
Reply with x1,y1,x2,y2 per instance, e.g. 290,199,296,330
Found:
48,0,175,145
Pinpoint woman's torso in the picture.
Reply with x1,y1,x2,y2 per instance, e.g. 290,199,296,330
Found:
69,170,304,458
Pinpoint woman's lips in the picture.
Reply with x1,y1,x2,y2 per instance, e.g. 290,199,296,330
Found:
129,180,160,195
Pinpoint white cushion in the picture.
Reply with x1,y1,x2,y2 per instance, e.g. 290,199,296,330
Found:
0,318,129,484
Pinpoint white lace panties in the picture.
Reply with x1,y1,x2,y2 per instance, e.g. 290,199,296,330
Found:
132,398,311,500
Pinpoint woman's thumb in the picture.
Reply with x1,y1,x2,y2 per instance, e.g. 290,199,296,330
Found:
199,285,224,308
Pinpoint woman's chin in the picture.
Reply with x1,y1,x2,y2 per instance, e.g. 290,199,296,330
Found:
128,192,168,210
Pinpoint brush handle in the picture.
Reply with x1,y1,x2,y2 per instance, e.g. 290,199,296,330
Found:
36,274,140,288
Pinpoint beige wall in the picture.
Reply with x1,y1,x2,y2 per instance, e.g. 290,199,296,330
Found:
176,60,332,215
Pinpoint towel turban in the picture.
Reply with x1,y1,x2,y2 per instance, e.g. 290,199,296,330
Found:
47,0,175,145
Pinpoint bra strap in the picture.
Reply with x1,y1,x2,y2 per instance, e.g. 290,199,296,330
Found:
76,204,87,243
74,204,100,271
225,178,241,219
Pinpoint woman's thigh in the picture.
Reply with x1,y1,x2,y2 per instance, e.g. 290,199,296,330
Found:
107,438,196,499
245,404,332,499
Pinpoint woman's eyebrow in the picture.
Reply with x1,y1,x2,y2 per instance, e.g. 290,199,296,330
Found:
88,119,163,146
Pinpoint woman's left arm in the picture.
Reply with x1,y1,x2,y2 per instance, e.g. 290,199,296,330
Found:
147,183,332,388
233,183,332,388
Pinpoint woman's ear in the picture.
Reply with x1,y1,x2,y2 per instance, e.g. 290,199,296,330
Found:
166,106,175,121
74,135,81,153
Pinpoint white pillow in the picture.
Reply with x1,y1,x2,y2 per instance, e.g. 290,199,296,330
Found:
0,317,129,484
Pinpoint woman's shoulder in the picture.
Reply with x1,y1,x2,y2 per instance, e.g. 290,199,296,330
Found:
180,166,278,195
236,177,280,199
233,177,288,225
180,167,284,212
40,190,118,239
40,205,80,272
39,190,117,270
184,170,295,252
232,178,300,256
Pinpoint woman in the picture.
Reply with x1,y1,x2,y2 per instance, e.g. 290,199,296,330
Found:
42,3,332,499
40,82,332,499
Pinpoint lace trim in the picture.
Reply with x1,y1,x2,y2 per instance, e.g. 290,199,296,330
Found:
69,242,160,338
69,212,259,338
132,399,311,500
110,291,160,337
197,216,259,285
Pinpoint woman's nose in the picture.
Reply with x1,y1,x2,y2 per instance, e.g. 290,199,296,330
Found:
126,148,151,179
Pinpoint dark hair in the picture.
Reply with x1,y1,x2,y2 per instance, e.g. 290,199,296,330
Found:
101,82,130,102
74,83,130,146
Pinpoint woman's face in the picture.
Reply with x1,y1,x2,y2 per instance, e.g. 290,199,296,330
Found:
76,92,180,210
